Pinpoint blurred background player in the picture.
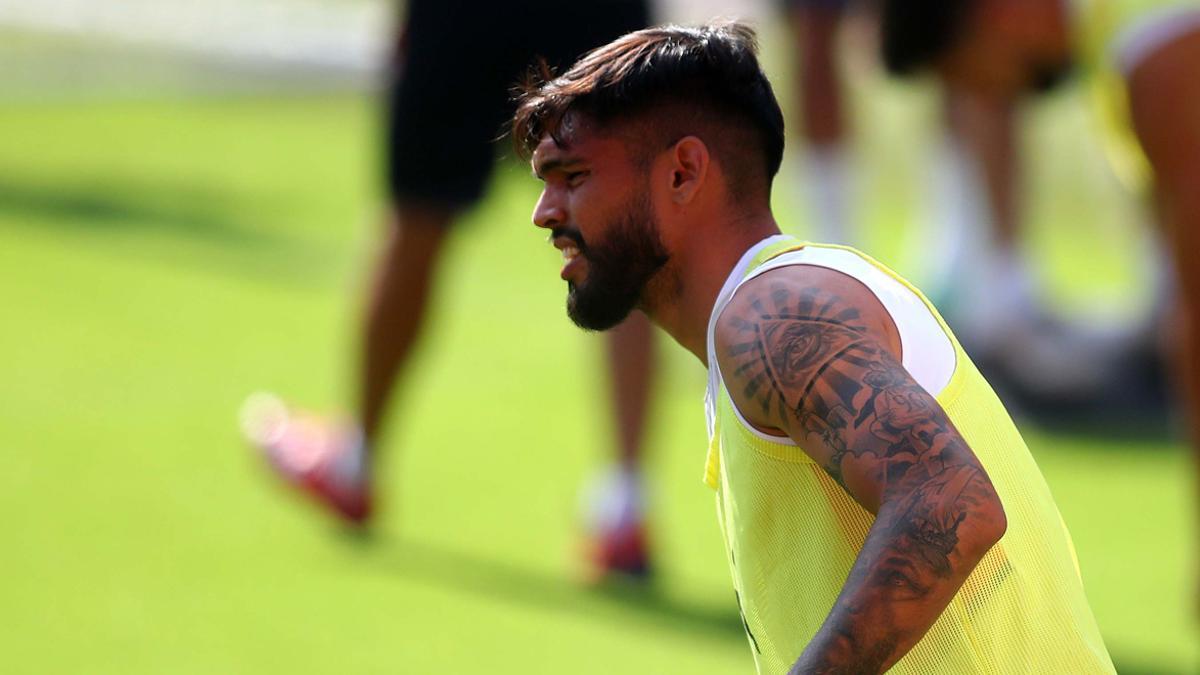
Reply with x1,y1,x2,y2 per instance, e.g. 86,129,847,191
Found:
881,0,1175,410
882,0,1076,378
242,0,656,579
878,0,1200,602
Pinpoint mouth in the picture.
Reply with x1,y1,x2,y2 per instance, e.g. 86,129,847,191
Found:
552,235,585,281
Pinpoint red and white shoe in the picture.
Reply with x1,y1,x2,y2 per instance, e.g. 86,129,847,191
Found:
240,392,372,525
586,521,652,582
581,466,652,582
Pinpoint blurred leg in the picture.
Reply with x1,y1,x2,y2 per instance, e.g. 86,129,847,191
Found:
788,2,854,243
360,203,454,448
792,3,846,147
606,312,656,467
581,312,656,580
944,91,1018,249
241,202,452,524
1126,23,1200,608
939,90,1036,354
920,128,987,307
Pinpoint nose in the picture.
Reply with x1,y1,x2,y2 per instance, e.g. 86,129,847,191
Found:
532,187,565,231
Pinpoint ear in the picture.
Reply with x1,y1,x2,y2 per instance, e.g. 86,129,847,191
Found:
666,136,710,205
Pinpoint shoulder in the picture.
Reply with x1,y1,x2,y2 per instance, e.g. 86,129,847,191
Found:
714,264,901,361
712,264,902,433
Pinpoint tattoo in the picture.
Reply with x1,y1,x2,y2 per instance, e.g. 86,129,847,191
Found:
802,636,896,675
721,280,1003,674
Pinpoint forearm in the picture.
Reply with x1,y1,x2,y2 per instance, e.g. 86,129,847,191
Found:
790,477,1006,674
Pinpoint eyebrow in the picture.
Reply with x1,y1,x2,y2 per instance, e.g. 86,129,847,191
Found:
532,155,583,180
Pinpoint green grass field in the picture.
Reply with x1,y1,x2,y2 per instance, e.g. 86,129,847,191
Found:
1,39,1197,673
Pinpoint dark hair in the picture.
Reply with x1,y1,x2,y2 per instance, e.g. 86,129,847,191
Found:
880,0,976,75
512,22,785,199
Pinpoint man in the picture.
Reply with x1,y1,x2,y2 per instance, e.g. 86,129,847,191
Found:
878,0,1200,606
243,0,656,578
513,22,1115,673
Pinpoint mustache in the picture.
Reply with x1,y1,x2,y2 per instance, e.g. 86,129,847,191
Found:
551,227,586,251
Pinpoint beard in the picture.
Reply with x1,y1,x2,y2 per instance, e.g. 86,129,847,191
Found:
564,195,669,331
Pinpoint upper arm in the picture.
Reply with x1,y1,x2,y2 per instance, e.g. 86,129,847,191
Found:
715,267,999,521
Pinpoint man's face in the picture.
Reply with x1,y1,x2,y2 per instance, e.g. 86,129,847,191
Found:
938,0,1073,99
530,119,669,331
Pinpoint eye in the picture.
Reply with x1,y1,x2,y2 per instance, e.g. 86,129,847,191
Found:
565,170,588,187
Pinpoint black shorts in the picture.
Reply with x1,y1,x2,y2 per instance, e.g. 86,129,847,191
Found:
386,0,650,207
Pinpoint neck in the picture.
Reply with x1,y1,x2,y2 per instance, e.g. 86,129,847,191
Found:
642,208,782,367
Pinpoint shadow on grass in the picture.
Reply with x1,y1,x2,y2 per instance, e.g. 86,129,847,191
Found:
0,179,277,246
978,351,1180,445
0,179,337,285
344,533,1186,673
359,533,748,646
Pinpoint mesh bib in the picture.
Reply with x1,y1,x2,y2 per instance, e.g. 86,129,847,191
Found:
704,238,1116,674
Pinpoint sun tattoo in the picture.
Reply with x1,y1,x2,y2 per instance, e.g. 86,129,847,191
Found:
724,284,874,437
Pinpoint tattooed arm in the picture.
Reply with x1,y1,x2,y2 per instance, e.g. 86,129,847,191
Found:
714,266,1007,675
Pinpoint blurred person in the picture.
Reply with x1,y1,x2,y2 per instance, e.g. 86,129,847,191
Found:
243,0,656,580
886,0,1072,363
880,1,1171,396
515,22,1114,673
879,0,1200,603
